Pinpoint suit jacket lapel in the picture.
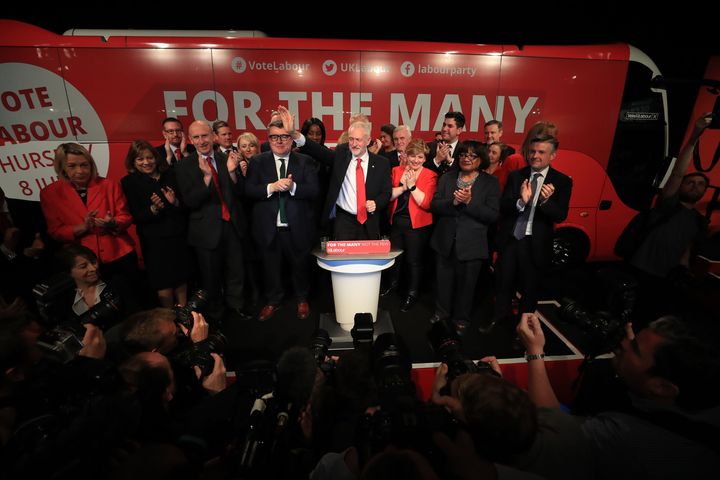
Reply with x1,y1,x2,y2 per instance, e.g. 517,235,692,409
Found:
366,155,376,189
286,152,296,179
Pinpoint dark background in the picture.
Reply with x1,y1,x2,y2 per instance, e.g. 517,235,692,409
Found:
4,7,719,154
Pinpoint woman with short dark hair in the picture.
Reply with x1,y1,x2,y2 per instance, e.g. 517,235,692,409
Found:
121,140,189,307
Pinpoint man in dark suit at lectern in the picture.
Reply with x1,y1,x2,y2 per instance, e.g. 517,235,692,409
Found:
295,112,391,241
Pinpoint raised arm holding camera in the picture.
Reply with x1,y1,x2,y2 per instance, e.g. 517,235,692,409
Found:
516,312,720,479
626,114,711,326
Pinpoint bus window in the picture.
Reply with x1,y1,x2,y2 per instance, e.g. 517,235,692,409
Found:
607,61,667,211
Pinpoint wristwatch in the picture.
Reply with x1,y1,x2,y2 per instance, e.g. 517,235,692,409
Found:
525,352,545,361
409,185,417,192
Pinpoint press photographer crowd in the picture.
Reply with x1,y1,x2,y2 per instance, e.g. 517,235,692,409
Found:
1,107,720,478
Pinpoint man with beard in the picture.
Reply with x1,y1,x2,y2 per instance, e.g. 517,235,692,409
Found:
295,106,391,241
630,115,710,278
628,115,710,325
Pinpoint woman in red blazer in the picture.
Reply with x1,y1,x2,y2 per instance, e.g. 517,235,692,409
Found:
384,139,438,312
40,143,136,278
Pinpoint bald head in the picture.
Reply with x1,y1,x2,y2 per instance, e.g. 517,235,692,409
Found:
188,121,214,155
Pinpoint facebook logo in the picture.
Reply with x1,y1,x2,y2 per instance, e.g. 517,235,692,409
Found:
400,61,415,78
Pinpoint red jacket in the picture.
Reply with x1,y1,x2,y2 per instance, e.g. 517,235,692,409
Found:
388,166,437,229
40,177,135,263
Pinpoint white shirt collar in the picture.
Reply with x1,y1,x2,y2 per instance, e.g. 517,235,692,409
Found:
72,281,107,316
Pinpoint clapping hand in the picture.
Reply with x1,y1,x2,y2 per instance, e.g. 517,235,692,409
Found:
161,186,176,205
453,187,472,205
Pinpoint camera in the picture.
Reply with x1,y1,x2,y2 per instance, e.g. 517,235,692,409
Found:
557,268,636,358
77,291,122,329
351,312,374,351
172,332,227,377
33,273,75,325
36,327,86,364
356,332,459,472
36,291,122,364
172,289,209,330
170,289,225,376
558,299,625,358
372,333,415,405
428,321,498,394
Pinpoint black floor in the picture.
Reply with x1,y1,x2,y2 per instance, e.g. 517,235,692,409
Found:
221,265,576,370
220,259,720,371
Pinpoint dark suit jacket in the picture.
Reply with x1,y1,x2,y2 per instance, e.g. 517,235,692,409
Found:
155,144,196,166
497,166,572,269
424,140,461,176
430,171,500,261
245,151,319,251
120,170,186,240
302,140,392,238
381,149,400,168
175,151,246,249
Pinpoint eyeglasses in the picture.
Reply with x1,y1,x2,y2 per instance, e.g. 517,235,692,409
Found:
269,134,292,142
459,153,479,160
164,129,183,134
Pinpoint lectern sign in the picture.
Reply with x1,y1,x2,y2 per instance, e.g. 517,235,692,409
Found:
326,240,391,255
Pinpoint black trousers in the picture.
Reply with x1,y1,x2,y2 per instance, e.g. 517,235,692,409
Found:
494,236,540,321
333,207,375,240
261,228,311,305
387,215,431,296
435,244,483,323
194,221,244,318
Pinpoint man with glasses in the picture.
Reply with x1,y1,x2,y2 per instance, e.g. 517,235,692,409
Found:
156,117,195,167
246,121,319,322
175,120,247,323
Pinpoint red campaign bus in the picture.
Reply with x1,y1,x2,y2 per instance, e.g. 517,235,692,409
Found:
0,20,679,265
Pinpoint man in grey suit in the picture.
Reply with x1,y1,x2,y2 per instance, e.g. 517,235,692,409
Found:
175,120,247,322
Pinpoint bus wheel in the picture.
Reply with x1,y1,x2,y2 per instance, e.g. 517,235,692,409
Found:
552,229,589,269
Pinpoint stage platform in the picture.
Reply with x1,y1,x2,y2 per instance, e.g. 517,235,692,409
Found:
222,268,595,404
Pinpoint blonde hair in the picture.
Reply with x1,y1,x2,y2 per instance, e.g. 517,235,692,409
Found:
53,143,98,181
236,132,259,148
405,138,429,157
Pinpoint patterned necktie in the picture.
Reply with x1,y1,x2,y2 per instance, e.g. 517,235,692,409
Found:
513,172,541,240
356,158,367,224
205,156,230,221
279,158,287,223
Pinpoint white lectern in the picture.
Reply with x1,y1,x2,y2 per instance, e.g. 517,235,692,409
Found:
314,249,402,341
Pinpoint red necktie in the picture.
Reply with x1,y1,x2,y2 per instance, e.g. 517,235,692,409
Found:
175,148,182,163
356,158,367,224
206,156,231,221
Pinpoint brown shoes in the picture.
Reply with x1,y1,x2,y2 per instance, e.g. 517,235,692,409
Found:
258,304,280,322
297,301,310,320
